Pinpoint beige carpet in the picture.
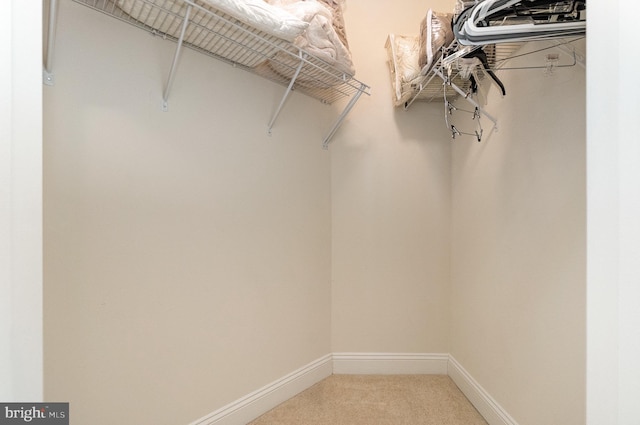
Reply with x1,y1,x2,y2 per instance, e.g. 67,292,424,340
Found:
248,374,488,425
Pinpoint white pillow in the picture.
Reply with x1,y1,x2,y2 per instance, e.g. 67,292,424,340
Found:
419,9,454,70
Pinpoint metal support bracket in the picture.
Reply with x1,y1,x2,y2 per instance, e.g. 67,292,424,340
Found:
43,0,58,86
322,83,368,150
268,52,305,135
161,4,192,112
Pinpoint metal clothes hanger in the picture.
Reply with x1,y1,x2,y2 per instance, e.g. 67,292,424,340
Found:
443,75,484,143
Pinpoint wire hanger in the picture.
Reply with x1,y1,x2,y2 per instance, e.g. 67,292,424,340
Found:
443,79,484,143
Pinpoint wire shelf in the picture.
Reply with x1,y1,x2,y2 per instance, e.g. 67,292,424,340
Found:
72,0,371,105
386,35,523,107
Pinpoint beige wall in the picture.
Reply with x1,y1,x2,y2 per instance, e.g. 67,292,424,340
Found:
330,0,454,354
450,42,586,425
43,2,332,424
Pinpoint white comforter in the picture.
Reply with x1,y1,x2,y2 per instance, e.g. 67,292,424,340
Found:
203,0,309,41
267,0,354,75
117,0,309,42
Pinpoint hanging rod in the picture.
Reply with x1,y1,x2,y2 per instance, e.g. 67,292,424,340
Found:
494,50,577,71
490,37,585,71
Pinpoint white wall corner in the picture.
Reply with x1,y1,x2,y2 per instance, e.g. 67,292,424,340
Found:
332,353,449,375
448,356,519,425
187,354,333,425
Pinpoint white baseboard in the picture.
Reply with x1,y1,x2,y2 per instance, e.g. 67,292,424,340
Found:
188,353,516,425
188,354,332,425
448,356,519,425
333,352,449,375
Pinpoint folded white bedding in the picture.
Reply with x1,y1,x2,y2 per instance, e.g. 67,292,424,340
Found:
205,0,309,41
266,0,354,75
117,0,309,42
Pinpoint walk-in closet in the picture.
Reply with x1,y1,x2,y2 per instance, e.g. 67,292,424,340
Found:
3,0,639,425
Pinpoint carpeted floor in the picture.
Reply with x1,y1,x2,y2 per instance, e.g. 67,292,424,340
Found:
248,374,488,425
